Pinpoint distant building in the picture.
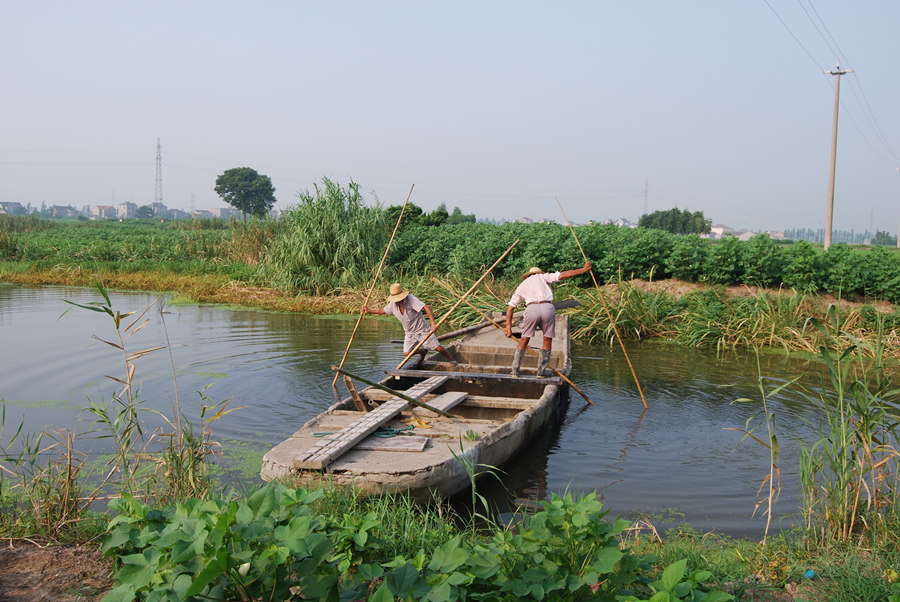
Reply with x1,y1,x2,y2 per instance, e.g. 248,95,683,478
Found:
191,209,213,219
91,205,116,220
0,201,26,215
209,207,240,219
603,217,636,228
117,202,137,219
49,205,80,218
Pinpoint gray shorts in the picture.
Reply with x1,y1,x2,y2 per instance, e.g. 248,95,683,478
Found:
521,303,556,339
404,333,440,354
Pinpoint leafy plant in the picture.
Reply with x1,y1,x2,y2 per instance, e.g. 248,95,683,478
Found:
742,233,785,288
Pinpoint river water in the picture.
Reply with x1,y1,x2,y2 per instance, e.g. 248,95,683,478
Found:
1,284,832,538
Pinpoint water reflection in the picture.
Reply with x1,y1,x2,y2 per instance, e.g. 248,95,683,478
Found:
0,284,850,537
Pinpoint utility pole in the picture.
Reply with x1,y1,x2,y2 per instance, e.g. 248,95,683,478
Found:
824,62,850,250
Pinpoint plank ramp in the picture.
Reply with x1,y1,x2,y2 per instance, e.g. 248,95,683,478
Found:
292,375,449,470
352,392,468,452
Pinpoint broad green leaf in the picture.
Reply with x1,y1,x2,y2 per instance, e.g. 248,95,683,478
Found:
661,559,687,592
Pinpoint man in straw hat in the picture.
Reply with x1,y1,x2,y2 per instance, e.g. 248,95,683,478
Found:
363,283,456,365
505,261,591,377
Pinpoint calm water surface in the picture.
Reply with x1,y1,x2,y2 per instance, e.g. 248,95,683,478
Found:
1,284,831,537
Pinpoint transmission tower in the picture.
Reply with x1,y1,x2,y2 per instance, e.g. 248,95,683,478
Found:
154,138,163,209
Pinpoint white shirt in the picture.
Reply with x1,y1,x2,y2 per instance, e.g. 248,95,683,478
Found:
508,272,561,307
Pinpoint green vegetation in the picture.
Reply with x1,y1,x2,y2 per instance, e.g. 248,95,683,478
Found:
257,178,389,293
638,207,711,235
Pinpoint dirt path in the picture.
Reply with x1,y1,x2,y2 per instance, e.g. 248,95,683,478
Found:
0,542,113,601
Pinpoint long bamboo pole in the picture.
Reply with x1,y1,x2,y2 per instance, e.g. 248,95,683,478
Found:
396,239,519,369
332,184,414,387
556,197,647,409
434,279,594,405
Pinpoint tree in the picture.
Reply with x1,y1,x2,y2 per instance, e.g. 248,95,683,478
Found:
446,206,476,225
214,167,276,221
638,208,711,235
421,203,449,227
872,230,897,246
385,202,424,231
136,205,155,218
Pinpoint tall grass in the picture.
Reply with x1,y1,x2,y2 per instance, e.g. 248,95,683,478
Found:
257,178,389,293
796,306,900,544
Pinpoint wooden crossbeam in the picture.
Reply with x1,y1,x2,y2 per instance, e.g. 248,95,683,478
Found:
386,369,561,386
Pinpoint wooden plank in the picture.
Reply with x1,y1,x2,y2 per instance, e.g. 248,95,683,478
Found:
461,397,535,410
386,369,561,385
410,391,468,417
292,375,449,470
354,436,429,452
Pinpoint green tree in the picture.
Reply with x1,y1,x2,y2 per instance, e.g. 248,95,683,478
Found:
421,203,449,227
638,207,710,234
384,202,424,231
135,205,155,218
214,167,276,222
872,230,897,246
446,206,476,225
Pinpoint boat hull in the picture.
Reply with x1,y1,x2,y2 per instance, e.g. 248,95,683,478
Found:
260,311,572,501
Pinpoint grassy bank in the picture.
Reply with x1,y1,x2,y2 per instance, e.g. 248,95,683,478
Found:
3,261,899,362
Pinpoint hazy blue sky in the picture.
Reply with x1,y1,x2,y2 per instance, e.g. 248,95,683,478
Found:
3,1,899,233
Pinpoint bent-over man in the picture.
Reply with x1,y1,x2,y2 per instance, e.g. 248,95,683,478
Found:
363,282,456,365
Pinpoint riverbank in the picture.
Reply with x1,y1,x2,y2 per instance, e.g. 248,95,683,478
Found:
3,265,898,361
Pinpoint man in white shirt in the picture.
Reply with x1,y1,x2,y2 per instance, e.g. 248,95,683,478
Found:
504,262,591,376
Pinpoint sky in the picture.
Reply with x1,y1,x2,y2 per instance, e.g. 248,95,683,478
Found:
3,1,900,234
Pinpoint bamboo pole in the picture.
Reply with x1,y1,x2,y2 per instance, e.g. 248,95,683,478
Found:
556,197,647,409
396,239,520,369
332,184,414,387
435,279,594,405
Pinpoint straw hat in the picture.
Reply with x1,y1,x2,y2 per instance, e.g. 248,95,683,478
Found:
522,266,544,280
387,282,409,303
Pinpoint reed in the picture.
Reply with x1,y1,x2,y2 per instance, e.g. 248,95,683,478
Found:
257,178,389,293
0,412,93,539
796,306,900,544
726,353,797,544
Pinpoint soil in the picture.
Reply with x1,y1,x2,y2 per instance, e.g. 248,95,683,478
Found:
0,541,114,601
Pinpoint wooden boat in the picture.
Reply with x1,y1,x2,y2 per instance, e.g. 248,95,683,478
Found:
259,303,574,500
